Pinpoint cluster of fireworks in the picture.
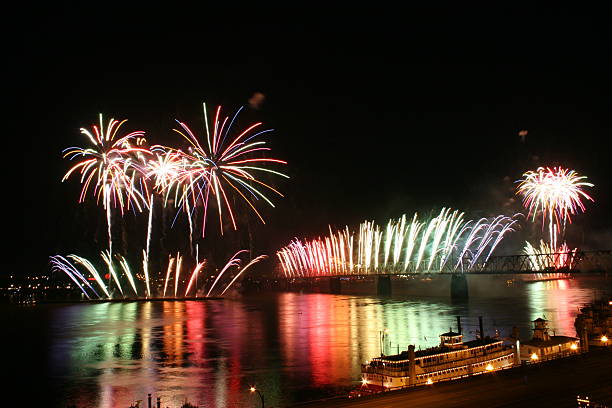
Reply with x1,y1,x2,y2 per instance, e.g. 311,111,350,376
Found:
516,166,594,270
53,103,596,291
50,251,266,300
53,104,287,299
277,209,519,277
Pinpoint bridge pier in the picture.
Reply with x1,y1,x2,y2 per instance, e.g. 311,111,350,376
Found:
450,273,468,301
376,275,392,296
329,277,342,294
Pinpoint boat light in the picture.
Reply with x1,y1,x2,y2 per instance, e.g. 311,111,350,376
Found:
530,353,539,361
601,335,608,342
570,343,578,350
485,363,494,371
426,378,433,385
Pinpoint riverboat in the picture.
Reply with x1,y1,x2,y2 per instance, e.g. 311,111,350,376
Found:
356,318,517,394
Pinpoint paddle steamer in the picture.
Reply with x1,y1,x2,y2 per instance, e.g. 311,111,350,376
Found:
358,318,517,393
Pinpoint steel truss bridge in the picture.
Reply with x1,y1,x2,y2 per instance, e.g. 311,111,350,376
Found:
276,250,612,277
468,250,612,274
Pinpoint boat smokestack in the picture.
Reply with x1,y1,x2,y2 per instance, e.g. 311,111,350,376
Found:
582,327,589,353
514,340,521,366
408,344,416,387
456,316,462,334
479,316,484,342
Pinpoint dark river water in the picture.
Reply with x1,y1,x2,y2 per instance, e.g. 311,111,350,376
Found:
5,276,612,408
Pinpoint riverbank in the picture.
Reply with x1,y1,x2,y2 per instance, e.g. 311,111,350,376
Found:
298,348,612,407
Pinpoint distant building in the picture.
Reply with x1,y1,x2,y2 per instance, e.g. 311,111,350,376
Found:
520,318,580,362
574,300,612,348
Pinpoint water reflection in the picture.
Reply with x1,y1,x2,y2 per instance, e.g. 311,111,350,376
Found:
38,276,612,407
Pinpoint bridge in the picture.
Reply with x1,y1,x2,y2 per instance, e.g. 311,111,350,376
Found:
270,250,612,299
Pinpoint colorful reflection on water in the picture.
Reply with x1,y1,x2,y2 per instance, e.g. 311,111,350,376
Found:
8,276,612,407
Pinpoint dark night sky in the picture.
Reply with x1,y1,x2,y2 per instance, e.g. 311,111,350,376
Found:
14,6,612,274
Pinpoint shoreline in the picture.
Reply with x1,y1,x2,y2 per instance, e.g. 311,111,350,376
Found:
298,348,612,407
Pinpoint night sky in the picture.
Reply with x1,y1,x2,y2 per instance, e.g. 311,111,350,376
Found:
16,6,612,275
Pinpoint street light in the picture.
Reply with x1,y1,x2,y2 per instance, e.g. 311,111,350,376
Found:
249,386,264,408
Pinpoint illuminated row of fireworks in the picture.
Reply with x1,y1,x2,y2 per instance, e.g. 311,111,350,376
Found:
50,251,267,300
277,209,519,277
55,104,285,298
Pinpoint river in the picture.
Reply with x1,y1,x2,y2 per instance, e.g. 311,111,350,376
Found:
5,276,611,408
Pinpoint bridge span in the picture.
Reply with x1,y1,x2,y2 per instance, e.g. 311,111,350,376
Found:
268,250,612,299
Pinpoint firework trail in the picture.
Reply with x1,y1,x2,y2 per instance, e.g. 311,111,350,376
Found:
67,254,111,298
101,250,124,297
163,255,175,297
156,103,288,236
185,260,206,297
117,254,138,296
50,255,100,299
206,250,248,297
142,194,154,297
174,253,183,298
52,249,265,299
220,255,268,296
277,209,518,277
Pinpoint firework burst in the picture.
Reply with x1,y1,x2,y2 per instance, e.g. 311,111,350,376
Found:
517,166,593,248
158,103,288,236
62,114,152,257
